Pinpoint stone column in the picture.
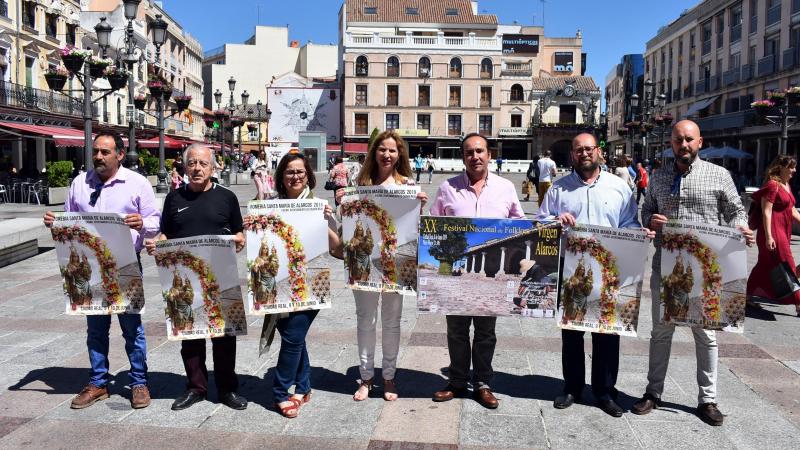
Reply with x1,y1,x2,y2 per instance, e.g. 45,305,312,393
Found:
35,138,46,173
479,252,486,275
497,247,507,275
11,138,23,171
524,240,532,260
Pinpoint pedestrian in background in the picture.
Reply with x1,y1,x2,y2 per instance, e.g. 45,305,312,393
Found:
414,153,424,182
537,150,557,206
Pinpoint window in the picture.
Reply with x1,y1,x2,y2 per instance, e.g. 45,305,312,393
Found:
248,127,259,141
418,57,431,77
385,113,400,130
701,20,712,54
364,6,377,14
449,86,461,107
0,1,7,18
449,58,462,78
510,84,524,102
417,114,431,132
418,85,430,106
446,8,458,16
511,114,522,127
447,114,462,136
355,84,367,106
479,115,492,136
559,105,577,124
480,86,492,107
23,1,35,29
46,14,57,39
480,58,493,79
66,24,76,46
355,113,369,135
355,55,368,76
716,14,725,48
731,3,743,43
386,85,399,106
25,56,34,87
387,56,400,77
406,7,419,15
749,0,758,34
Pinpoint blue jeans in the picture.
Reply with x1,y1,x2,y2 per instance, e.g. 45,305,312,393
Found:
272,309,319,402
86,313,148,388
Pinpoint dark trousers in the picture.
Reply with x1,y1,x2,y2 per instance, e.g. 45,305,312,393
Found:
636,187,647,203
180,336,238,396
561,329,620,400
415,168,422,182
272,309,319,403
445,315,497,389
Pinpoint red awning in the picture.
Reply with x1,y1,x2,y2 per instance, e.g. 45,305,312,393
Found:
343,142,368,153
137,135,189,149
0,121,87,147
326,143,342,151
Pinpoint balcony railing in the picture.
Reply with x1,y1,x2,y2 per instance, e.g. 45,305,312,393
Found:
730,23,742,43
723,68,740,86
702,39,711,55
757,54,776,76
0,81,88,119
741,63,753,81
695,79,707,95
709,75,719,92
345,32,501,51
767,4,781,26
694,109,757,131
783,48,797,70
501,62,532,77
794,0,800,14
672,88,681,102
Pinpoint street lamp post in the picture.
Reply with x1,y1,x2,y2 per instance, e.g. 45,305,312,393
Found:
149,14,169,193
122,0,141,169
754,91,799,155
627,81,667,161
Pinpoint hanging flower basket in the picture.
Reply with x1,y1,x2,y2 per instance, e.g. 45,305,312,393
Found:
60,46,90,74
751,99,774,116
214,109,229,120
767,91,786,104
133,95,147,110
786,87,800,106
230,118,245,128
174,95,191,111
147,81,164,99
204,118,215,128
44,73,68,91
104,65,129,90
87,57,113,78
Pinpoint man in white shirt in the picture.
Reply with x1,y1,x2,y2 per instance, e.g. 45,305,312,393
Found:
537,150,557,206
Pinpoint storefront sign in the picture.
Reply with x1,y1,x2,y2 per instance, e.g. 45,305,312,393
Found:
396,129,430,137
502,34,539,55
554,52,574,72
499,127,533,136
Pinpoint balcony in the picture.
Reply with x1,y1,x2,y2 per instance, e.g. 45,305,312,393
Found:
702,39,711,55
740,63,753,81
729,23,742,43
345,32,501,52
723,68,740,86
694,109,757,131
501,62,532,77
0,81,87,119
695,79,707,96
757,54,776,77
783,48,797,70
672,88,681,102
767,4,781,26
708,75,720,92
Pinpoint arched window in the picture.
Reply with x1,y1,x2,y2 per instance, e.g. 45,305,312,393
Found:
418,56,431,77
449,57,462,78
355,55,368,76
510,84,524,102
480,58,493,79
387,56,400,77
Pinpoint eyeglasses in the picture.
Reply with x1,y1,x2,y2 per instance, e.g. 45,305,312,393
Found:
284,169,306,178
88,182,103,207
186,159,210,168
572,146,598,154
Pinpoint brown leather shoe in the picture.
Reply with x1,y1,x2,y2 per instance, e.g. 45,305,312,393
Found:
71,384,109,409
432,384,468,402
697,402,724,426
130,384,151,409
631,393,660,415
473,388,499,409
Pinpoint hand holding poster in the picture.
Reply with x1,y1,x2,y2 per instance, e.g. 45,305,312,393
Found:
243,200,332,314
659,220,747,333
340,186,420,293
417,217,561,317
154,235,247,340
51,212,144,315
558,224,648,336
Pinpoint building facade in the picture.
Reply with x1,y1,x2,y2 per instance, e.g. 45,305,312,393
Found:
644,0,800,176
604,54,644,156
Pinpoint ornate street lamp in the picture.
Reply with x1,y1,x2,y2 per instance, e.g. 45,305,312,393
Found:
150,13,169,193
122,0,142,169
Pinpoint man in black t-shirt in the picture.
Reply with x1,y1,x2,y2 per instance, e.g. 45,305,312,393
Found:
146,144,246,411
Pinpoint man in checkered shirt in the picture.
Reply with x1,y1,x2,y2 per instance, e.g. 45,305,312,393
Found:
632,120,755,426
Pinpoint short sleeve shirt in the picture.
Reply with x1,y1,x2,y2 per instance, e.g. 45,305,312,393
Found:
160,184,243,239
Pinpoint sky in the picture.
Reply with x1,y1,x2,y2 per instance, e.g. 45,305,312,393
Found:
163,0,701,99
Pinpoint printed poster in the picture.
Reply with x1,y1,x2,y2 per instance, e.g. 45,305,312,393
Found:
340,186,420,293
51,212,144,315
243,200,332,314
417,217,561,317
154,235,248,340
558,224,648,336
659,220,747,333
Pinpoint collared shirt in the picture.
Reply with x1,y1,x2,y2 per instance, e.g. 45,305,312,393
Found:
642,158,746,270
538,157,557,182
65,166,161,251
430,171,525,219
536,170,641,229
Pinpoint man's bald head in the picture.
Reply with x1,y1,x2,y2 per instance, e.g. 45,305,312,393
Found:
671,120,703,166
572,133,597,148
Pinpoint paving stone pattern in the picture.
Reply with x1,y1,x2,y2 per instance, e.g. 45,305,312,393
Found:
1,173,800,448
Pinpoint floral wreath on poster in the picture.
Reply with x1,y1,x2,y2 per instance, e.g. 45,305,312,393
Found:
340,198,398,284
661,232,721,323
243,214,308,302
154,250,225,334
51,225,123,307
566,235,621,327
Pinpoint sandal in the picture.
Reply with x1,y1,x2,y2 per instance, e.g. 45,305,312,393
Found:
353,379,373,401
383,379,398,402
274,398,301,418
292,390,312,405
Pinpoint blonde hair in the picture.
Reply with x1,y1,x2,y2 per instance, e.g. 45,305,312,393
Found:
356,130,412,185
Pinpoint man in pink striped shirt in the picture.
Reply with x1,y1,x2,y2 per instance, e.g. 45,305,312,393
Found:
430,133,524,409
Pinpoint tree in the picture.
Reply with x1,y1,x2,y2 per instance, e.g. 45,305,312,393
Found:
368,127,380,150
428,219,469,275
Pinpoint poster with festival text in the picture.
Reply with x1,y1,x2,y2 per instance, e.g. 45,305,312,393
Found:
417,217,561,317
659,220,746,333
154,235,247,340
243,200,331,314
51,212,144,315
340,186,420,293
558,224,648,336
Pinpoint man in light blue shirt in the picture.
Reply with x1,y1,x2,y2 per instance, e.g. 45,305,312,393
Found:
537,132,653,418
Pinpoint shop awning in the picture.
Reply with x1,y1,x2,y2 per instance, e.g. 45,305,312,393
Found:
136,135,192,149
684,96,719,117
343,142,368,153
326,144,342,151
0,121,87,147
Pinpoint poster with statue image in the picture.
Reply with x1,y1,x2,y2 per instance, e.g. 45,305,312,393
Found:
154,235,247,340
243,199,332,315
51,212,145,315
659,220,747,333
557,224,648,336
340,186,421,293
417,216,561,317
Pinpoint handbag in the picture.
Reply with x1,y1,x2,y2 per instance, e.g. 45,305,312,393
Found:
324,172,337,190
769,261,800,299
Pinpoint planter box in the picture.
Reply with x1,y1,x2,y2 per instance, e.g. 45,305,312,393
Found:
47,186,68,205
